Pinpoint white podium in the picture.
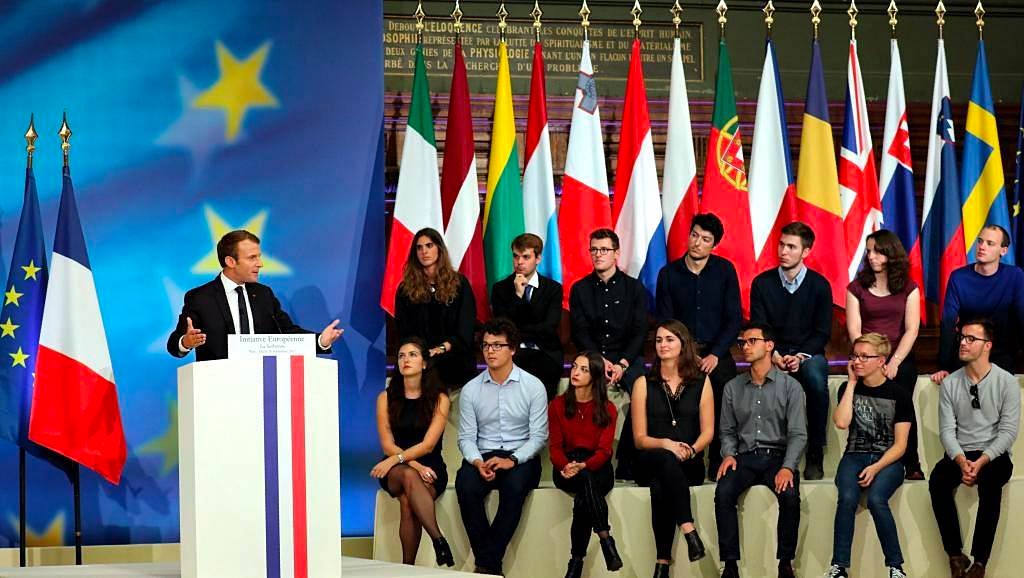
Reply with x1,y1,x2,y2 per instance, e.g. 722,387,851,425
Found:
178,356,341,578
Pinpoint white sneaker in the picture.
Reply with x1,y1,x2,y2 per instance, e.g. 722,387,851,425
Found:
824,565,848,578
888,567,907,578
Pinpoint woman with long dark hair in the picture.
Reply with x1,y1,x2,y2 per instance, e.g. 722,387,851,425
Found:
631,320,714,577
845,228,923,479
371,337,454,567
549,351,622,578
394,228,477,390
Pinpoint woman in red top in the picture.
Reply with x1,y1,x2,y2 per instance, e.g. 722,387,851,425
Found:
550,351,622,578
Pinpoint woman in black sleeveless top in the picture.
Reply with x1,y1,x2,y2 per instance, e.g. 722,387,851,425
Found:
631,320,714,578
371,337,454,567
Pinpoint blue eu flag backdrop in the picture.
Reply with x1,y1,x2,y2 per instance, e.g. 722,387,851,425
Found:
0,0,384,542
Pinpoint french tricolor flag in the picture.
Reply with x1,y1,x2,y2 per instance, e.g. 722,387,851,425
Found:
29,165,126,485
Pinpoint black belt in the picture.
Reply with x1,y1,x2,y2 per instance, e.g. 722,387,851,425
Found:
741,447,785,458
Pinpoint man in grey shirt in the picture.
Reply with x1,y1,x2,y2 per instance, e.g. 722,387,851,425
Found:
714,323,807,578
456,317,549,576
929,318,1020,578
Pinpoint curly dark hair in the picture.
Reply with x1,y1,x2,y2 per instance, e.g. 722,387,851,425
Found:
855,229,909,294
563,351,612,428
387,337,444,428
400,228,461,305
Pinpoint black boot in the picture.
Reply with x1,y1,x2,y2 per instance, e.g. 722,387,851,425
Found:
653,562,670,578
564,558,584,578
432,536,454,567
804,447,824,480
684,529,706,562
600,535,623,571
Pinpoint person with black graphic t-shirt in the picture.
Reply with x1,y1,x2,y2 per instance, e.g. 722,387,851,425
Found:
823,333,913,578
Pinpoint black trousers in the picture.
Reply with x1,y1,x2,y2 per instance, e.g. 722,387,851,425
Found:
714,452,800,562
514,347,563,401
929,451,1014,564
455,451,542,570
698,344,737,469
552,449,615,558
636,449,705,561
892,353,922,470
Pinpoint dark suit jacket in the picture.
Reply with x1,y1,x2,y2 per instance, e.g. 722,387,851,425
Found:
490,273,563,364
166,276,328,362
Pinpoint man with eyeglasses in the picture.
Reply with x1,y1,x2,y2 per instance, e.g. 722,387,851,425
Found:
928,318,1020,578
569,228,649,480
655,213,742,478
714,323,806,578
455,317,549,576
491,233,564,400
750,222,832,480
935,225,1024,378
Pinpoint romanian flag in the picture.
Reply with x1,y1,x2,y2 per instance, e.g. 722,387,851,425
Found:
796,38,845,307
701,35,754,312
961,40,1012,264
483,40,525,289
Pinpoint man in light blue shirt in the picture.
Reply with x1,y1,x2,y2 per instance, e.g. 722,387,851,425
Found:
456,317,548,575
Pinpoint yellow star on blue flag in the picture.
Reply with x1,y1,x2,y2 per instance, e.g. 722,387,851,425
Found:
191,205,291,275
193,41,279,143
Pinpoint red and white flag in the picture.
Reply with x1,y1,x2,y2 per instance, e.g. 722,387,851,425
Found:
441,41,489,320
840,37,882,281
559,39,611,308
29,166,126,484
661,36,699,262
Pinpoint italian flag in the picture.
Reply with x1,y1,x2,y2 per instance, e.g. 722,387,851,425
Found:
381,43,442,315
483,40,525,289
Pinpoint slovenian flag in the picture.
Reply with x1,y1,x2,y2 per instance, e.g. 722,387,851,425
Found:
29,165,126,484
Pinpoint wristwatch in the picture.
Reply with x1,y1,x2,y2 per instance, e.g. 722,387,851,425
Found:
508,455,519,466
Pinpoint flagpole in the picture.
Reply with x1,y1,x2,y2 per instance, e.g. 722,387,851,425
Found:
888,0,898,38
974,1,985,40
580,0,590,41
811,0,822,40
763,0,775,38
631,0,642,39
936,0,946,40
59,113,84,566
716,0,728,36
18,115,38,569
848,0,858,40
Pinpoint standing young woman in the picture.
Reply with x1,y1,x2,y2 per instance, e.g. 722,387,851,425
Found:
824,334,913,578
550,351,623,578
371,338,454,567
632,320,714,578
394,228,477,390
845,229,924,479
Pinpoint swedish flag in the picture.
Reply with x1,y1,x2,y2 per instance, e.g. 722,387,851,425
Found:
961,40,1013,264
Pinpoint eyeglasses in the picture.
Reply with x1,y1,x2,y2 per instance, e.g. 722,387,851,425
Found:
480,342,510,352
736,337,766,347
588,247,615,256
957,333,991,345
969,384,981,409
848,353,882,362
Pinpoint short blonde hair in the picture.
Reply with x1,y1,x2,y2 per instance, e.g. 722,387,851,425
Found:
853,332,891,359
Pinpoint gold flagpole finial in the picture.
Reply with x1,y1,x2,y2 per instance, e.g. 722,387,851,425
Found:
670,0,683,37
59,112,72,167
25,115,37,169
935,0,946,37
452,1,464,39
811,0,823,39
974,1,985,38
631,0,643,38
848,1,859,38
764,0,776,32
580,0,591,40
531,1,543,42
497,2,509,42
414,0,426,41
887,0,898,35
716,1,728,32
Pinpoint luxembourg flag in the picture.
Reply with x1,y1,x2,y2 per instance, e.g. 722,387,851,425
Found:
523,40,561,281
661,35,699,262
879,37,925,322
840,37,882,282
614,38,666,301
29,165,126,485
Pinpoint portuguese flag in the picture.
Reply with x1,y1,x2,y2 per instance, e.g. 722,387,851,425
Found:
483,40,525,289
701,36,755,313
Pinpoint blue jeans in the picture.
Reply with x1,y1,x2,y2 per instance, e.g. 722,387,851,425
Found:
794,354,829,452
832,452,905,568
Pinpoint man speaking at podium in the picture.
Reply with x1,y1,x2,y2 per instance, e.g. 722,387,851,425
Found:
167,230,343,361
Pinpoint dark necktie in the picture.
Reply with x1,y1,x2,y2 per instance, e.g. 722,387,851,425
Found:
524,284,533,303
235,286,251,334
